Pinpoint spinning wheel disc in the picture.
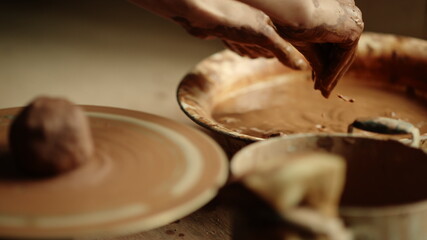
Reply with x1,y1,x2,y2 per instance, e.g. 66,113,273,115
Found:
0,106,228,239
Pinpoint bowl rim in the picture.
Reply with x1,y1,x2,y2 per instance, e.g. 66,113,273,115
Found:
176,32,427,143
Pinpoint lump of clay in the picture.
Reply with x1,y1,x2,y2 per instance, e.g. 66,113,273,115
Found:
9,96,94,177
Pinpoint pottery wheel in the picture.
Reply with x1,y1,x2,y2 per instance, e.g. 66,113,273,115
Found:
0,106,228,239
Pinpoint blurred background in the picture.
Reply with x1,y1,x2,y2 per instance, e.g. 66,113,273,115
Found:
0,0,426,124
358,0,426,39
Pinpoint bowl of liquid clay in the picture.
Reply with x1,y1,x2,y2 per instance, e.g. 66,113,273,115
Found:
177,32,427,154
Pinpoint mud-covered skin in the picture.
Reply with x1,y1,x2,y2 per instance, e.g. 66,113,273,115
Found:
130,0,363,97
9,97,94,177
270,0,363,97
129,0,309,70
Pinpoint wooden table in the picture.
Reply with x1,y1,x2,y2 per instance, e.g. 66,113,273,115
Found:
109,183,305,240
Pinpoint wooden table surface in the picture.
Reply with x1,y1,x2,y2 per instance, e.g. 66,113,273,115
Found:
108,183,309,240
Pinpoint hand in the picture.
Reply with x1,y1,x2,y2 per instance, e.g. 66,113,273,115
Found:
130,0,364,97
240,0,364,97
129,0,309,70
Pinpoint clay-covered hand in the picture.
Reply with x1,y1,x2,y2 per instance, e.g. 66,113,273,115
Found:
240,0,364,97
130,0,363,97
129,0,309,70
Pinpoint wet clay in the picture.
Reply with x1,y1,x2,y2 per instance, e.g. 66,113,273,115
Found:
212,73,427,138
131,0,363,97
9,97,94,177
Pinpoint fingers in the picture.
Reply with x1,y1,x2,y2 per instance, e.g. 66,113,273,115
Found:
222,40,274,59
263,0,363,97
130,0,310,70
220,9,309,71
223,39,309,70
295,40,359,97
252,20,310,70
184,0,309,70
242,10,310,70
267,39,310,70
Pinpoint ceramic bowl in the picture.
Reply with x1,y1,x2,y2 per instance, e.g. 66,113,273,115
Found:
231,133,427,240
177,32,427,154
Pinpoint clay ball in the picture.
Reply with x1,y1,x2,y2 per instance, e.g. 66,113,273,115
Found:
9,96,94,177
